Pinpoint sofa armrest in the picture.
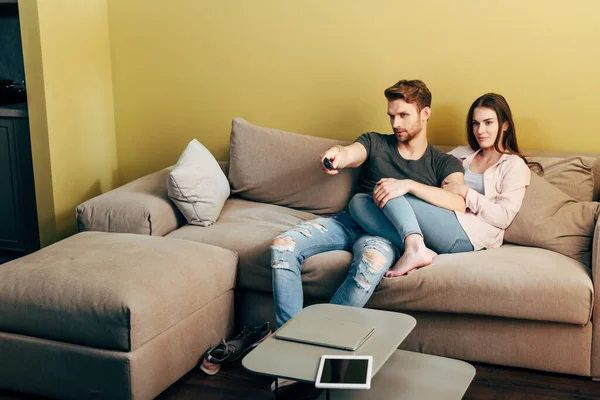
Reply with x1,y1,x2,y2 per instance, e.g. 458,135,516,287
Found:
590,217,600,377
76,167,186,236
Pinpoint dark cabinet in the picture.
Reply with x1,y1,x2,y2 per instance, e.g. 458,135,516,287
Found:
0,106,39,254
0,2,37,262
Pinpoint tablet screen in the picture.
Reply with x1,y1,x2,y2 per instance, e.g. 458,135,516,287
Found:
318,358,369,384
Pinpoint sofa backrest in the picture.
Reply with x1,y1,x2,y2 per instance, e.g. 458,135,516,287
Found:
222,147,600,202
436,146,600,202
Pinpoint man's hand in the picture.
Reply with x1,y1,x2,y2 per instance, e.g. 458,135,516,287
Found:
320,146,344,175
373,178,414,208
443,182,469,199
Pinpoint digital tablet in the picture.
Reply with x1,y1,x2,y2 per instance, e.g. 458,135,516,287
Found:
314,355,373,390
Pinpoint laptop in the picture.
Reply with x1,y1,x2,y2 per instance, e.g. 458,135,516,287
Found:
274,314,375,351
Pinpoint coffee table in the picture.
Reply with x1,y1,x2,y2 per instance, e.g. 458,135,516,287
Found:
242,304,475,399
243,304,416,382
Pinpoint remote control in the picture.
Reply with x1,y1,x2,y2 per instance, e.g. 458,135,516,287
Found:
323,158,334,170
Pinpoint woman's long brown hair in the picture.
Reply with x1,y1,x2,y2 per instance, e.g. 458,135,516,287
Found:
467,93,542,173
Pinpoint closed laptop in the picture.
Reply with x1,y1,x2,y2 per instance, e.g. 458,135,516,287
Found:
274,314,375,351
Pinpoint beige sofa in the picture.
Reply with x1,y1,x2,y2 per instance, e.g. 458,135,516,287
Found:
0,232,237,399
76,119,600,379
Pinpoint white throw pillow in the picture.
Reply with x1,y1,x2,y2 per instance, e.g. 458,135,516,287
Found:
167,139,230,226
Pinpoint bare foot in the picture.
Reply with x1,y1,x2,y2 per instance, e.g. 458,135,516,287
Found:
385,247,437,277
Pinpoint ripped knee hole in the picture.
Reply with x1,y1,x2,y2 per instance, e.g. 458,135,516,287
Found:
271,237,295,251
362,249,386,272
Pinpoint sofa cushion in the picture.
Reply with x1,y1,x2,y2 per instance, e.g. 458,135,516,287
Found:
166,198,351,296
370,245,593,326
0,232,237,352
505,172,600,268
227,118,360,215
528,156,596,202
77,167,185,236
167,199,592,326
167,139,230,226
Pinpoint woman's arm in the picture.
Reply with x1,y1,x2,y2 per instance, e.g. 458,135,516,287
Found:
409,172,467,212
374,172,466,212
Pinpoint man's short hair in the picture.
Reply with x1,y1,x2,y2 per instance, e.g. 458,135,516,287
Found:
384,80,432,112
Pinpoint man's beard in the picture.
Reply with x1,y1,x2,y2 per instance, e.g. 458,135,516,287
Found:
396,121,422,143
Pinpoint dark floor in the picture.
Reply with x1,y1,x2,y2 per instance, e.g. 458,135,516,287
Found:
160,360,600,400
2,359,600,400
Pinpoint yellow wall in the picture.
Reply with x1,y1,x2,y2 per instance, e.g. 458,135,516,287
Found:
20,0,118,245
17,0,600,247
18,0,55,247
107,0,600,184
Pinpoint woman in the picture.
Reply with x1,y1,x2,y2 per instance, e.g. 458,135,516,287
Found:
348,93,532,276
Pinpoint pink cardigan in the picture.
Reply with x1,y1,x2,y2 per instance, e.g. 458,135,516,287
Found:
448,146,531,250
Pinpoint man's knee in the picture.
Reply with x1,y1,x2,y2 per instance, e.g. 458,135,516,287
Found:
361,248,387,273
271,237,296,270
271,237,295,252
354,236,396,272
351,249,386,292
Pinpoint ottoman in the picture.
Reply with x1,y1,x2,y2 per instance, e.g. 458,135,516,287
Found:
0,232,237,399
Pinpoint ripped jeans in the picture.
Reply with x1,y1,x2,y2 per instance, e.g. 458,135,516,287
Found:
271,211,399,328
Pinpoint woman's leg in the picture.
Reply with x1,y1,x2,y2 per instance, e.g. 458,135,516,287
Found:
330,235,400,307
349,193,435,275
404,194,474,254
349,193,473,276
387,194,474,276
348,193,419,249
271,212,363,328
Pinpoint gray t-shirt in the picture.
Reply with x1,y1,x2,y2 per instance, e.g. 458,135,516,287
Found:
354,132,463,194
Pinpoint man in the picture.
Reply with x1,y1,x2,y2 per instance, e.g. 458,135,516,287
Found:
270,79,465,328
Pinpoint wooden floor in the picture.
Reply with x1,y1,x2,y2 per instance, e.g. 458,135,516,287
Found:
2,359,599,400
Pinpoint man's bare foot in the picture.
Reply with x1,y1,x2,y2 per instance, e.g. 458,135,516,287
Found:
385,247,437,277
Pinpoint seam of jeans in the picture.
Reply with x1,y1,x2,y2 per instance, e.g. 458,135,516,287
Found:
448,239,473,253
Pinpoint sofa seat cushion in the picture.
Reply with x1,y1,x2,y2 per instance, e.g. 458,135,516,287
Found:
166,198,352,296
0,232,237,352
168,198,593,326
369,245,593,325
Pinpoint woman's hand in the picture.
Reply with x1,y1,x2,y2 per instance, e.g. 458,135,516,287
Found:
373,178,414,208
443,182,469,199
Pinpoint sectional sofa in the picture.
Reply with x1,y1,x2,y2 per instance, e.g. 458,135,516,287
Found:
74,118,600,381
3,117,596,399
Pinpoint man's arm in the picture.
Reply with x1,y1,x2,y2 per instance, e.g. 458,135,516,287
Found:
320,142,367,175
409,172,466,212
373,172,466,212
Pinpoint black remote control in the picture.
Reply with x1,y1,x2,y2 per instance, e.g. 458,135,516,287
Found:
323,158,334,170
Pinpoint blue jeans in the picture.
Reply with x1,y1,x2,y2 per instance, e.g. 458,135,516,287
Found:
271,212,399,328
348,193,474,254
